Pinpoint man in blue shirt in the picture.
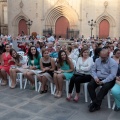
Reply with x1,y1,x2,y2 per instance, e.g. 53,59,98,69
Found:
88,47,118,112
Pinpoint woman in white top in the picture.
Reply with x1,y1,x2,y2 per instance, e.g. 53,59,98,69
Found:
9,49,26,88
66,48,93,102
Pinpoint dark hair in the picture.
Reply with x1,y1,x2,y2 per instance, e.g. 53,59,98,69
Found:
28,46,39,60
58,50,70,66
80,48,89,57
113,48,120,55
94,48,102,56
3,44,10,52
10,49,22,63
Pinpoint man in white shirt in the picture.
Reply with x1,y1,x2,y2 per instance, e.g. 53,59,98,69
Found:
47,33,55,43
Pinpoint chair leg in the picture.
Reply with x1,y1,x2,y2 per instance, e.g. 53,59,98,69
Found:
24,79,27,89
66,81,69,97
84,83,88,103
107,91,111,109
38,82,41,92
112,102,115,110
50,83,54,95
19,74,23,89
34,75,38,91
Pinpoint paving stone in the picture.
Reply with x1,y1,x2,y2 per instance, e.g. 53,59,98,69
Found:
0,96,26,107
0,110,31,120
1,87,24,95
36,93,59,104
19,102,46,113
14,90,39,99
0,105,9,113
39,105,76,120
108,111,120,120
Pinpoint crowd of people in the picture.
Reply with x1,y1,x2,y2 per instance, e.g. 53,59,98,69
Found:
0,33,120,112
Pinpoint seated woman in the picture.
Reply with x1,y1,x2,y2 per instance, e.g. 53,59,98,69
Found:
111,49,120,111
9,49,27,88
54,50,74,98
37,49,55,93
19,46,41,89
0,44,15,86
66,48,93,102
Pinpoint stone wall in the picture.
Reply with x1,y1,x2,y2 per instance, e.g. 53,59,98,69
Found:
7,0,120,38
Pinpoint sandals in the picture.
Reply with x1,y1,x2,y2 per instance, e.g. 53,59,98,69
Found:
10,84,17,89
40,85,48,94
66,95,72,101
1,80,7,86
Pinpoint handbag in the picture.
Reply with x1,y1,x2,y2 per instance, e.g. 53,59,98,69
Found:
73,69,84,76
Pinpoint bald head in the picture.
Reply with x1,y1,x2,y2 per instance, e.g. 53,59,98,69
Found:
100,48,109,60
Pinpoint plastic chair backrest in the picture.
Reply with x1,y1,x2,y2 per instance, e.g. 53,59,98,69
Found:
17,51,25,56
72,59,76,68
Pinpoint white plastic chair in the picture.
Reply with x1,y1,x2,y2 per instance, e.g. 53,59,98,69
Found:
112,102,115,110
24,75,38,91
17,51,25,56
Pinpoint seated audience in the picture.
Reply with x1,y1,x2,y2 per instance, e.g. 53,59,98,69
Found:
87,47,118,112
67,48,93,102
54,50,74,98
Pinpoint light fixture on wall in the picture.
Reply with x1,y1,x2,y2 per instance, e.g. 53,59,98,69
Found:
26,19,33,35
88,19,96,39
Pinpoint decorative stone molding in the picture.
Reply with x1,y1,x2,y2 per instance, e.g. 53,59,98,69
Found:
19,0,24,9
12,11,29,36
95,2,116,37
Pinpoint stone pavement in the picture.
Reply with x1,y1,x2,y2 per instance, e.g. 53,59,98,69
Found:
0,84,119,120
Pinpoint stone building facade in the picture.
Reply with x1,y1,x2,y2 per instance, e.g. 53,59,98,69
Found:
1,0,120,39
0,0,8,35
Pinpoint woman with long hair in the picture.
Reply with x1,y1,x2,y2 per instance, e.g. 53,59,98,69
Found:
54,50,74,98
66,48,93,102
0,44,15,85
9,49,27,88
37,49,55,93
22,46,41,89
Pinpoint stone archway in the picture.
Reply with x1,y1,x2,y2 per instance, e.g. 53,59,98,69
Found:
12,11,29,36
44,5,79,34
99,19,110,38
55,16,70,38
96,10,116,38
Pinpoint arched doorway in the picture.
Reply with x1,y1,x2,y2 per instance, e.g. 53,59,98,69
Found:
55,16,70,38
18,19,28,35
99,19,110,39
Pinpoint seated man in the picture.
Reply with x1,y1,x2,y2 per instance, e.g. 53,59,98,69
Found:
88,47,118,112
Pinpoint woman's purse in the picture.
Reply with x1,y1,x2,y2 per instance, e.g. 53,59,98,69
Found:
73,68,84,76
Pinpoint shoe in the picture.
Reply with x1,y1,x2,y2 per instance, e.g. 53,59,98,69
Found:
29,85,35,90
114,106,120,111
44,85,48,93
40,91,44,94
54,91,59,98
73,97,79,103
66,95,72,101
56,91,62,98
1,81,7,86
10,84,17,89
89,103,100,112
